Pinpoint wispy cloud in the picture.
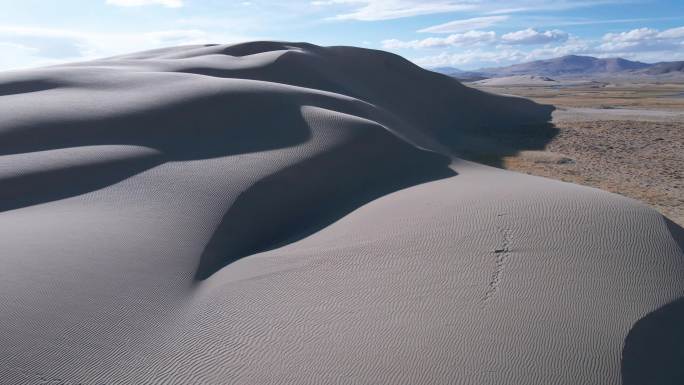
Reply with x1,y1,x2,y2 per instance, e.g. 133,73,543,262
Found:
482,0,629,14
0,42,50,70
383,31,496,49
313,0,629,21
418,16,509,33
106,0,183,7
537,17,681,27
313,1,477,21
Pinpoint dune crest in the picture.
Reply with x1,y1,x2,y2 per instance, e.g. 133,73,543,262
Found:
0,42,681,385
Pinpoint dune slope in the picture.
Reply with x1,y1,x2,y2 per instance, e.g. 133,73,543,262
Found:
0,42,681,385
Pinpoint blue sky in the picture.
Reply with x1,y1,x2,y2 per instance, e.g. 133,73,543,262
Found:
0,0,683,70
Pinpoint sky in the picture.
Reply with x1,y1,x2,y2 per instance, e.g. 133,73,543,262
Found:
0,0,683,71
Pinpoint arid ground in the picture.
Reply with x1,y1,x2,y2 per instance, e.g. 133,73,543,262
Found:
467,80,684,226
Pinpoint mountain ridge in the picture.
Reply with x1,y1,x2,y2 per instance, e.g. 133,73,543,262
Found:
431,55,684,78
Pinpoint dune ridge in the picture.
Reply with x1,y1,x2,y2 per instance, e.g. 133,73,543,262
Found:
0,42,682,385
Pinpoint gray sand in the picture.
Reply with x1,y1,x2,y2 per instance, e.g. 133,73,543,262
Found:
0,42,682,385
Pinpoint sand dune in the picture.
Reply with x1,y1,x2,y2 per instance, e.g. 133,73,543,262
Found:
0,42,682,385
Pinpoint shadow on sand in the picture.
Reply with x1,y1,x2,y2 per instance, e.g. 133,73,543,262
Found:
0,93,311,213
447,122,560,169
622,296,684,385
194,129,456,280
621,218,684,385
194,94,557,279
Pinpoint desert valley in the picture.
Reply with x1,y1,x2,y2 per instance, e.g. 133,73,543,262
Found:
434,55,684,225
0,42,681,385
0,1,683,384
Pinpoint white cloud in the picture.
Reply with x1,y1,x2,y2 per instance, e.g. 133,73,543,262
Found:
658,26,684,39
407,24,684,69
410,36,592,68
106,0,183,8
603,27,658,43
412,48,528,67
382,30,496,49
383,28,568,50
418,16,509,33
313,0,477,21
524,36,591,57
501,28,568,44
599,26,684,53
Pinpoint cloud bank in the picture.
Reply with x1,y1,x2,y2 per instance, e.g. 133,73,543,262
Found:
392,24,684,68
385,28,570,50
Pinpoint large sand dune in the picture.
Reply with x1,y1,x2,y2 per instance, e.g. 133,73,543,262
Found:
0,42,682,385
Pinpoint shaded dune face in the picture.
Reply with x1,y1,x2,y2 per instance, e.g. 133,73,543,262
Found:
0,42,682,385
196,107,456,280
622,296,684,385
0,42,551,277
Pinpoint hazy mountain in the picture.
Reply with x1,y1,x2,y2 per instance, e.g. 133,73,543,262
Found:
478,55,651,77
431,66,464,75
640,61,684,75
431,66,488,81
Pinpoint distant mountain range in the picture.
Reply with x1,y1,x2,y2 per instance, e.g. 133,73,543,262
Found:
642,60,684,75
431,67,488,81
433,55,684,79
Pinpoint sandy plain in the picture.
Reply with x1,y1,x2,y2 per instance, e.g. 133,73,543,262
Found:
466,80,684,226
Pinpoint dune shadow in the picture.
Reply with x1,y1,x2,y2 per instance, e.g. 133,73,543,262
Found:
1,45,556,274
195,129,456,280
664,217,684,254
0,154,164,212
0,92,311,212
217,41,312,57
427,85,558,168
0,79,63,97
621,218,684,385
445,121,560,168
621,296,684,385
0,92,310,159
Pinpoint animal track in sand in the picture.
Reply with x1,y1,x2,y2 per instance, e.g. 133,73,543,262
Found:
482,213,512,305
15,366,103,385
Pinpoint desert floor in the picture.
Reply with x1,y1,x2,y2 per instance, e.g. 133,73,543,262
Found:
467,81,684,226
